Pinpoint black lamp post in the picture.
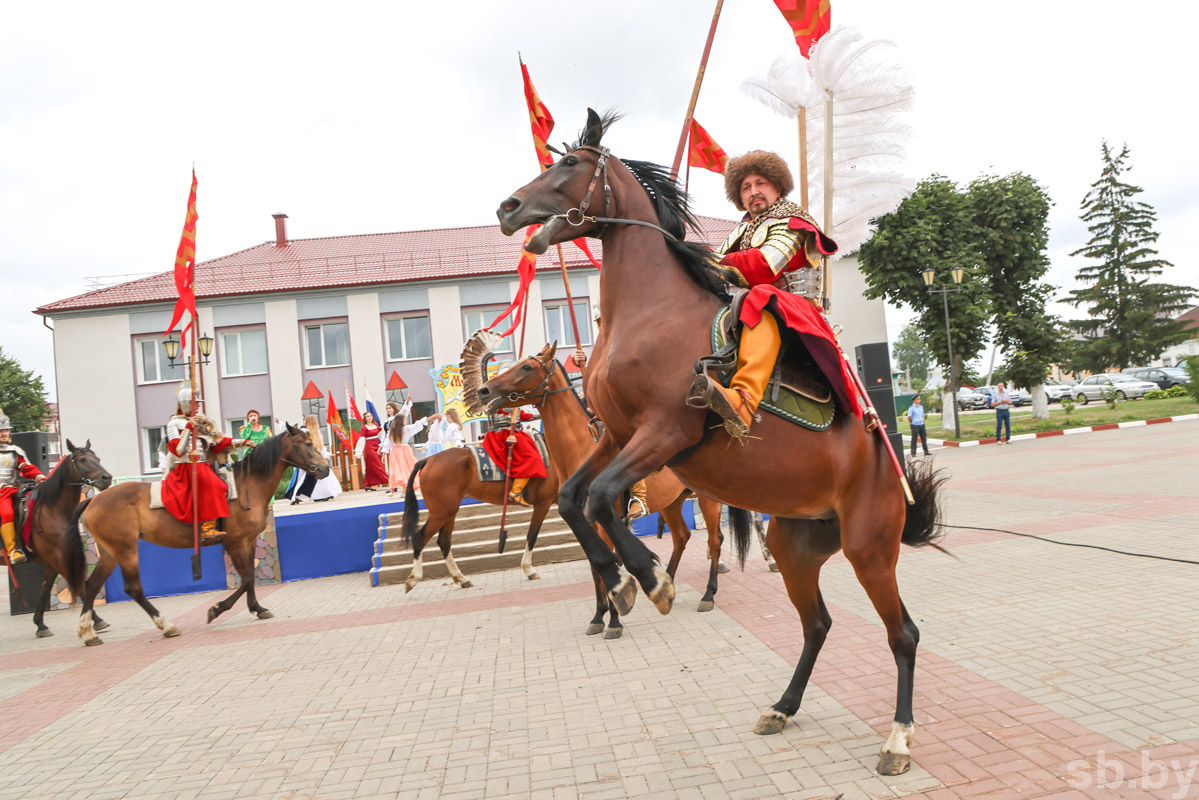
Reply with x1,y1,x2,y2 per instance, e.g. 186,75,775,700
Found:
922,265,965,440
162,333,214,368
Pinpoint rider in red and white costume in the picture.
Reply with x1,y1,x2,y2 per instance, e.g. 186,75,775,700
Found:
481,407,546,506
160,385,246,532
0,411,44,564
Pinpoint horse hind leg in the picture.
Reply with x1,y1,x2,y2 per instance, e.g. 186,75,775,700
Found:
437,525,471,589
755,518,838,735
404,518,435,592
124,569,181,638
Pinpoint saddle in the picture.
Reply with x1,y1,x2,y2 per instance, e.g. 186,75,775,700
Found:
699,294,836,432
466,433,552,483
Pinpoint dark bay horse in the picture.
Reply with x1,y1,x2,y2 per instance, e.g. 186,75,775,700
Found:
71,425,329,646
497,109,944,774
21,440,113,637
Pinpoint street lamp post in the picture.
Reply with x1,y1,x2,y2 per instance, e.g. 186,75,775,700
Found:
922,265,965,440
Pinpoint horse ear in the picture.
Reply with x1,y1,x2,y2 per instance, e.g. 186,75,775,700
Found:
286,422,299,435
85,439,91,450
583,108,603,147
66,439,76,453
546,341,559,362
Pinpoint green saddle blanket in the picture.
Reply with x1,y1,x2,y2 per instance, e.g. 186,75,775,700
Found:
710,305,836,432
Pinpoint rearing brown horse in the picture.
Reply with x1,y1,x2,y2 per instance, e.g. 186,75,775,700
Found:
71,425,329,646
23,440,112,637
497,109,944,775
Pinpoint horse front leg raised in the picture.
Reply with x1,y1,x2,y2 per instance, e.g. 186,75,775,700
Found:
557,434,634,615
755,517,838,735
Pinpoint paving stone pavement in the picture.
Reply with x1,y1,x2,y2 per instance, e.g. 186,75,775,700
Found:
1,421,1196,799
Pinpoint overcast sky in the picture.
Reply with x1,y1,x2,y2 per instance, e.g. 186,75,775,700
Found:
4,1,1197,396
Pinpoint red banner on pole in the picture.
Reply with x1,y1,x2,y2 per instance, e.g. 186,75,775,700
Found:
326,389,351,449
687,118,729,174
521,57,556,168
772,0,831,58
163,170,199,348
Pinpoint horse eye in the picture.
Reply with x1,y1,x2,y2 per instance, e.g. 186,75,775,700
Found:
522,365,533,371
562,155,578,167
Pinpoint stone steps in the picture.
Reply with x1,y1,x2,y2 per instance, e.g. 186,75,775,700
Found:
370,500,585,586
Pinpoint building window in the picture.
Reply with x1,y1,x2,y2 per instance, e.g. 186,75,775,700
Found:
385,315,432,361
221,329,268,376
143,426,167,473
227,418,246,439
304,322,350,368
545,301,593,347
136,338,187,384
463,308,513,354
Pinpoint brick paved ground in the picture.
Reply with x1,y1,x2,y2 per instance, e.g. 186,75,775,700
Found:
1,421,1196,799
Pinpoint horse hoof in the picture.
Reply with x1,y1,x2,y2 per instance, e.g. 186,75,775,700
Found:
753,709,788,735
459,580,473,589
877,752,911,776
603,626,624,640
608,571,637,616
404,580,418,593
717,561,730,574
768,561,780,573
257,610,274,620
585,622,605,636
84,637,104,647
163,626,181,638
647,565,675,615
94,620,110,632
206,607,219,624
526,571,540,581
696,600,715,613
35,629,53,638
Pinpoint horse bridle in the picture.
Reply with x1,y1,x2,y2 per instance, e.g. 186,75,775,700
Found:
60,447,106,490
546,145,683,243
499,354,576,406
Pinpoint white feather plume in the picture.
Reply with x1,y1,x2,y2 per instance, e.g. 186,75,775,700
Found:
741,26,916,256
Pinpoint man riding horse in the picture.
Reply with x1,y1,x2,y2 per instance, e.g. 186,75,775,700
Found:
688,150,862,437
480,406,546,506
0,410,44,564
162,384,251,536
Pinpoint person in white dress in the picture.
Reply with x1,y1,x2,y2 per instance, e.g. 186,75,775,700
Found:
289,415,342,504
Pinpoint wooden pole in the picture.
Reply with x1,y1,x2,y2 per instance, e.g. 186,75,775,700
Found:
820,91,834,312
670,0,725,179
798,109,809,209
555,244,588,370
189,326,201,580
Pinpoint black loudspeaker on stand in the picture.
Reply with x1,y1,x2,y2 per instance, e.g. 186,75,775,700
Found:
854,342,904,471
11,431,50,474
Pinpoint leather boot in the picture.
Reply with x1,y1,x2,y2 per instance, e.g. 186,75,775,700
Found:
627,480,649,519
508,477,530,507
689,313,782,438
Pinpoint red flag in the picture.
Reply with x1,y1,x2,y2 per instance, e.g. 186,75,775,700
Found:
520,57,556,168
687,119,729,174
572,238,602,270
486,226,540,338
773,0,831,58
163,170,199,348
326,389,351,449
346,387,364,445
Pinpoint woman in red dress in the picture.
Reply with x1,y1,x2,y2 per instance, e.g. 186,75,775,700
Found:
358,411,388,490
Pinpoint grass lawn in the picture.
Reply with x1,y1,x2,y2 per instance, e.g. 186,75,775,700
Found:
897,396,1199,442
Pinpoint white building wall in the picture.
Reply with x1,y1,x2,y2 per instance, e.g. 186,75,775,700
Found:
55,312,141,478
264,299,304,425
346,291,386,404
427,284,463,369
196,305,221,427
827,255,888,363
520,278,548,354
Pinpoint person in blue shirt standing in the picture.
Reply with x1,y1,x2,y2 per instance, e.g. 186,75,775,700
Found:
906,395,930,457
991,382,1014,444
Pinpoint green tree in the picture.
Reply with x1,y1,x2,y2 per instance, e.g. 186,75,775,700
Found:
1066,142,1195,372
859,176,991,422
969,172,1064,418
0,347,50,431
892,322,932,384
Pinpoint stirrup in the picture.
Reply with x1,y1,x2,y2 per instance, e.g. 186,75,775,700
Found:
508,491,530,508
8,550,27,565
627,497,649,520
686,374,753,439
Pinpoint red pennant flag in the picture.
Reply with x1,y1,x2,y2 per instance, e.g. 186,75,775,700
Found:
687,119,729,174
346,387,364,445
163,170,199,348
773,0,831,58
486,226,540,338
521,57,556,168
386,371,408,391
326,389,351,449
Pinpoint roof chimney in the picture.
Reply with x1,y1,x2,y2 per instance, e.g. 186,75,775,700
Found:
272,213,289,247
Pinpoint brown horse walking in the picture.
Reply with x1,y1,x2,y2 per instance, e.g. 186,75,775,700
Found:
401,339,724,638
21,440,113,637
70,425,329,646
497,110,944,774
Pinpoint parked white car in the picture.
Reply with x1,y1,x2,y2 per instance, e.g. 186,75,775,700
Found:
1072,373,1159,403
1043,380,1073,402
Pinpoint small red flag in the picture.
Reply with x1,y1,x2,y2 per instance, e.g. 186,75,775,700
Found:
687,119,729,174
486,226,540,338
346,387,364,445
163,170,199,348
386,371,408,391
773,0,831,58
326,389,351,449
521,57,556,168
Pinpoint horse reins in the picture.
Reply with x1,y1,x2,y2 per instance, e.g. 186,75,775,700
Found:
550,146,683,243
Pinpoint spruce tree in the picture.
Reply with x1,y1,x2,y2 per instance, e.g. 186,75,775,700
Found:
1066,142,1195,372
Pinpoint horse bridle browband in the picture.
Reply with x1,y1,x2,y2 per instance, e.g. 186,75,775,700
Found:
501,355,576,406
548,145,683,243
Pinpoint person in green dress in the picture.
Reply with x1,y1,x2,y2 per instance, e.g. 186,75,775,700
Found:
238,409,272,446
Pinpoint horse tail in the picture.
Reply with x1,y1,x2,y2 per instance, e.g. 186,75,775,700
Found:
64,497,93,599
400,459,428,547
727,506,754,567
901,461,948,549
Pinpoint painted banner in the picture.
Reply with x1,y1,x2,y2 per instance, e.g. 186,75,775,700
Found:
429,361,512,425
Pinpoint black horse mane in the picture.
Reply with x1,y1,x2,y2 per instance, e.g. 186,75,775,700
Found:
570,110,730,301
36,451,75,506
232,432,285,480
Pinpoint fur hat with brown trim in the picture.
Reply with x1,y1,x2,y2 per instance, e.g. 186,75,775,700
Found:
724,151,795,211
